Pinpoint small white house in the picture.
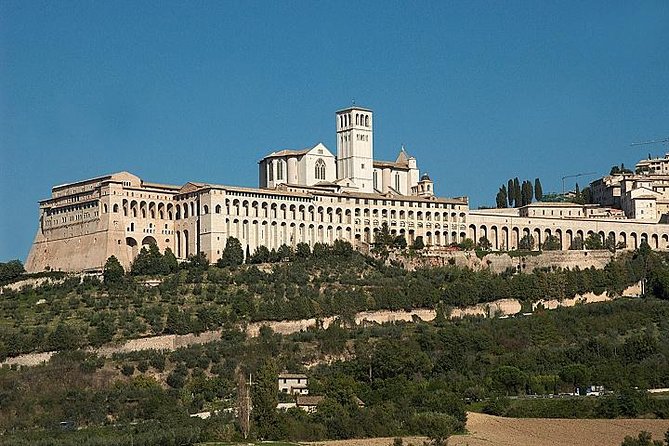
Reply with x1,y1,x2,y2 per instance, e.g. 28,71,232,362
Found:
278,372,309,395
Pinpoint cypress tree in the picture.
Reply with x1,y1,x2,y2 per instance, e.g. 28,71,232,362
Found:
496,186,507,208
534,178,543,201
513,178,521,208
507,179,514,207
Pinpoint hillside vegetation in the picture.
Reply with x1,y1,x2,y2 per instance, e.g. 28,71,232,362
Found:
0,240,656,359
2,242,669,445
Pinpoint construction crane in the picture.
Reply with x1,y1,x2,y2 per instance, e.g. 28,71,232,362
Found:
561,172,597,195
630,137,669,147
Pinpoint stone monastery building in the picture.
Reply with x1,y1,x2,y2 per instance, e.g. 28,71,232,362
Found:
26,106,669,272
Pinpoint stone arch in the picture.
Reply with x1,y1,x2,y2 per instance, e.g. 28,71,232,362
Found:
141,236,157,247
126,237,139,260
631,232,638,249
176,231,181,257
183,230,190,258
215,204,221,213
479,225,488,243
652,234,659,249
468,224,477,242
512,227,520,250
113,203,119,213
203,204,209,214
550,228,561,250
533,228,541,249
619,232,627,249
500,226,509,251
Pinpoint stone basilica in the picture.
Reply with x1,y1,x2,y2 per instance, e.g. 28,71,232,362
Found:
26,106,669,272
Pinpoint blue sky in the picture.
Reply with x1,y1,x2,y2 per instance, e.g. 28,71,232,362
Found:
1,1,668,262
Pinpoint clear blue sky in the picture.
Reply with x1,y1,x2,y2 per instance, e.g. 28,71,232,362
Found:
1,1,668,262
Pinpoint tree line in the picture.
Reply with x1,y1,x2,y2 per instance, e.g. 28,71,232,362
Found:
496,177,543,208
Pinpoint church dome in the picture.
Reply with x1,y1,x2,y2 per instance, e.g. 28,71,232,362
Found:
420,172,432,182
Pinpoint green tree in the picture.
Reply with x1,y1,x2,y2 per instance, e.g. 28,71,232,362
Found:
333,239,354,256
252,358,281,439
542,235,561,251
604,234,617,252
295,242,311,258
478,236,492,251
534,178,543,201
459,238,475,251
570,236,584,250
620,431,662,446
218,237,244,267
277,243,294,260
492,365,526,395
518,234,535,251
374,222,395,248
585,233,604,250
394,235,408,249
103,256,125,285
559,364,590,391
496,186,508,208
508,179,515,207
163,247,179,273
412,236,425,250
513,177,521,208
582,186,593,204
0,260,25,283
131,243,168,275
250,245,271,263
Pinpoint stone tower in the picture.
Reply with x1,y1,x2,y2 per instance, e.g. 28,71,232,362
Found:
336,106,374,192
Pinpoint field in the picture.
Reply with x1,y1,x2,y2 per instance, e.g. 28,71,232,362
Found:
302,412,669,446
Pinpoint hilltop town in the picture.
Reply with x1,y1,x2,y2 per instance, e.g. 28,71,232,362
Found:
25,105,669,274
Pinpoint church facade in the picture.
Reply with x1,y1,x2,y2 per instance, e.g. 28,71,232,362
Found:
25,105,669,273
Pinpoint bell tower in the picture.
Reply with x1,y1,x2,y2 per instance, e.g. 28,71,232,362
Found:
336,106,373,192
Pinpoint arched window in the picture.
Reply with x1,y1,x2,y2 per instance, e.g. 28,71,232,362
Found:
365,115,369,127
203,205,209,214
395,174,400,192
103,204,108,213
373,171,378,190
268,162,274,181
215,204,222,214
315,159,326,180
113,204,119,213
277,161,284,180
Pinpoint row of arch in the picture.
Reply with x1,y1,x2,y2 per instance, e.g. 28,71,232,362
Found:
104,199,466,226
339,112,370,128
468,224,669,251
219,199,467,224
